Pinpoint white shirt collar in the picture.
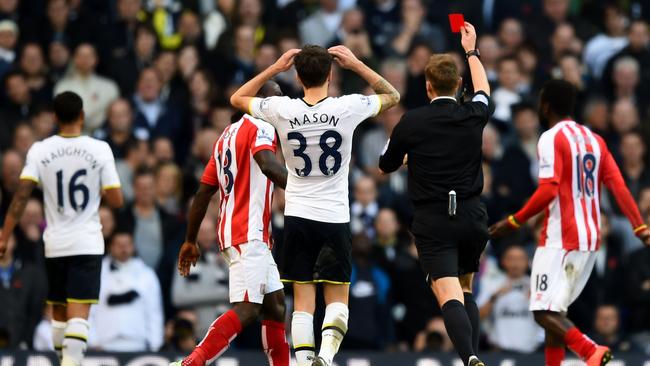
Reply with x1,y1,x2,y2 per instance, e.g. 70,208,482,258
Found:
430,96,457,103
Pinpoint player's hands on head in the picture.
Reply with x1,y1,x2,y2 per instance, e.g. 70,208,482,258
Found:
178,241,201,277
638,228,650,247
272,48,301,73
328,45,362,70
460,21,477,52
488,218,516,238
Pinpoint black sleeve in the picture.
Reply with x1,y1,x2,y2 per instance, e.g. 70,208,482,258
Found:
378,116,408,174
461,91,495,124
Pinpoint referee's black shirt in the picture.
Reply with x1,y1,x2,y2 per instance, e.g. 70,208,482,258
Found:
379,91,494,206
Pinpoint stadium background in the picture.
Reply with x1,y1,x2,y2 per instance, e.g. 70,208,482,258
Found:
1,0,650,363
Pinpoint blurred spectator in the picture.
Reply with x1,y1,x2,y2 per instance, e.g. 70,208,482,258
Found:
89,232,164,351
491,56,523,125
47,41,70,83
346,234,393,350
0,230,47,349
0,72,33,149
403,44,431,108
115,139,150,203
550,23,583,65
0,19,17,79
54,43,120,133
583,5,628,79
608,98,640,159
12,123,36,158
171,217,229,337
556,53,589,115
388,0,445,57
602,20,650,105
583,96,610,138
391,240,437,347
109,23,159,97
154,162,183,216
624,235,650,354
413,316,453,352
105,0,145,55
477,35,501,84
372,208,406,271
478,245,543,353
36,0,84,49
493,102,539,214
299,0,341,47
19,42,53,104
188,68,218,131
178,45,200,83
152,136,175,164
482,123,503,164
359,104,404,176
131,67,187,161
589,305,633,352
498,18,524,54
30,104,56,141
94,98,138,159
609,56,642,103
350,175,379,237
116,167,183,317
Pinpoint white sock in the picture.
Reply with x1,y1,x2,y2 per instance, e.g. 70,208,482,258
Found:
62,318,89,366
318,302,349,365
52,320,67,361
291,311,315,366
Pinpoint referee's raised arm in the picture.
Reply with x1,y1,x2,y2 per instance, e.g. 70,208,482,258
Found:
462,22,490,96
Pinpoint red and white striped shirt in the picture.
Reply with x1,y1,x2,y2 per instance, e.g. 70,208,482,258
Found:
533,120,642,251
201,114,277,250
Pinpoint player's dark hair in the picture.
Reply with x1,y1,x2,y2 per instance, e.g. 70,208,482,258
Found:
294,45,332,88
53,91,84,124
540,79,576,117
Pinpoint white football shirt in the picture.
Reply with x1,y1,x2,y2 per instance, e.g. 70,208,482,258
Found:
20,135,121,258
250,94,381,223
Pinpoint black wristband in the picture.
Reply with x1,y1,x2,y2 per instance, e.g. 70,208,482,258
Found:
466,49,480,59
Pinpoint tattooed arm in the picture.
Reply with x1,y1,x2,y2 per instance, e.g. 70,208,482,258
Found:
0,179,37,258
328,45,400,112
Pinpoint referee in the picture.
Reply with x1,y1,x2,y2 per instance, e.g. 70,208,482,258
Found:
379,22,492,366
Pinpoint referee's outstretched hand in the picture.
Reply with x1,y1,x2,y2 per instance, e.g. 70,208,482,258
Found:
488,218,516,238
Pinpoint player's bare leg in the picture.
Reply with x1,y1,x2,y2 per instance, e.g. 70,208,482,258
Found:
543,330,566,366
534,311,612,366
292,283,317,366
261,290,290,366
60,302,91,366
459,274,480,354
311,284,349,366
51,304,67,362
431,277,483,366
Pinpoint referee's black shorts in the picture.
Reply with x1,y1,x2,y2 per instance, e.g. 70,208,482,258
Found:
411,196,488,282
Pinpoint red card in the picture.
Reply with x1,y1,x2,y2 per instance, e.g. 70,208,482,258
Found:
449,13,465,33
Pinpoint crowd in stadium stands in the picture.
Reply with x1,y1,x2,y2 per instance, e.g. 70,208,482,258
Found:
1,0,650,356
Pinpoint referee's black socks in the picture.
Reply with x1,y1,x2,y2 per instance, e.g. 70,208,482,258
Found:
463,292,480,354
441,299,475,365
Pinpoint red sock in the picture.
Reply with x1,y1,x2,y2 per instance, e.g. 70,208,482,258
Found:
262,320,290,366
545,346,565,366
183,310,242,366
564,327,596,360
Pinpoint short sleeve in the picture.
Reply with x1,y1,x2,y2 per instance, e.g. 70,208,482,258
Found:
345,94,382,120
200,155,219,187
250,121,277,155
461,91,495,122
538,131,564,183
100,145,121,190
20,143,40,183
249,96,285,125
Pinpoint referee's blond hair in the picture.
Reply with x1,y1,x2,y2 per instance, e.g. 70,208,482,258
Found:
424,54,459,96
